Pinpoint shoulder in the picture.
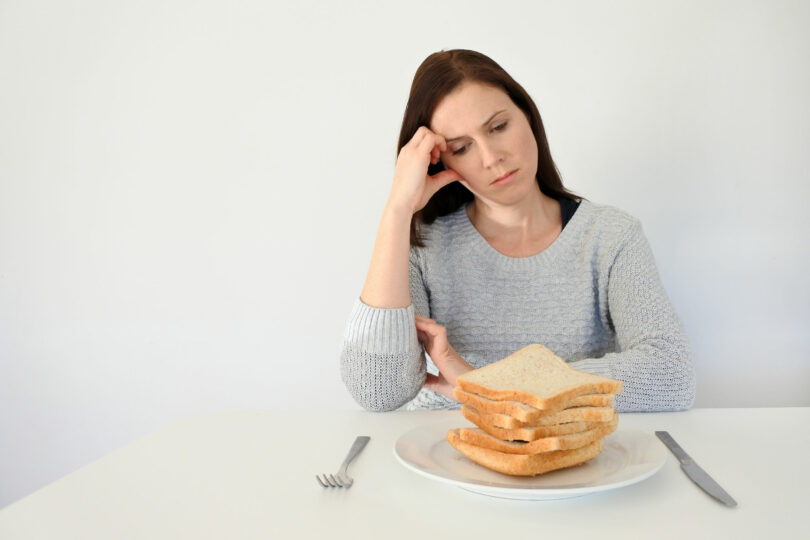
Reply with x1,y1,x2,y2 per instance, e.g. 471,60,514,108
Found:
576,199,643,246
414,206,472,248
426,205,470,232
579,199,639,228
410,205,475,270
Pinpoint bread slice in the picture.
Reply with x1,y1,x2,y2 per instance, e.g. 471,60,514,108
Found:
462,405,615,441
455,344,623,410
457,414,618,454
447,431,605,476
454,387,615,423
463,404,616,430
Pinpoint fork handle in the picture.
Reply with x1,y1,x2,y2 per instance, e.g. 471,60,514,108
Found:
339,436,370,474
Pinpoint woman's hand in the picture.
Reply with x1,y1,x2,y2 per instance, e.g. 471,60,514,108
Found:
388,126,463,215
414,314,474,400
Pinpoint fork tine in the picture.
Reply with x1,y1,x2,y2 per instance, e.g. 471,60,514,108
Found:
316,475,329,488
328,474,343,487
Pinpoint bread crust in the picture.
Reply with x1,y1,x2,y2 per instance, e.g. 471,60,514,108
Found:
454,387,615,423
457,415,618,454
446,431,605,476
461,405,615,441
455,344,623,410
463,404,615,430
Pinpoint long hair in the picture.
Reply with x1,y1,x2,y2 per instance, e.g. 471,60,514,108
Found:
399,50,582,247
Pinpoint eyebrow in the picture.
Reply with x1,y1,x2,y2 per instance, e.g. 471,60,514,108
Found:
444,110,507,143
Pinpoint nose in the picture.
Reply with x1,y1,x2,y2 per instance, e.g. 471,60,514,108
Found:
478,139,504,169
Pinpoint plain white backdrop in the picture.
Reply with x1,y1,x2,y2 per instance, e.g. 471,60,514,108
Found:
1,0,808,509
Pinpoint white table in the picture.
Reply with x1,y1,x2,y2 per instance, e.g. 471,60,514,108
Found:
0,408,807,539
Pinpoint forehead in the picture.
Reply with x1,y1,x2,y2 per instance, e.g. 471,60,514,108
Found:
430,82,515,137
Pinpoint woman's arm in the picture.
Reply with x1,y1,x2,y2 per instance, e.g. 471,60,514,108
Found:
360,127,460,308
340,249,429,412
568,221,696,412
340,127,462,411
358,203,413,308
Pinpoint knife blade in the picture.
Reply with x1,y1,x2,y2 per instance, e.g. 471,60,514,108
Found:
655,431,737,507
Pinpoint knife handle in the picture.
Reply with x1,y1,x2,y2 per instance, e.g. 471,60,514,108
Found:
655,431,694,465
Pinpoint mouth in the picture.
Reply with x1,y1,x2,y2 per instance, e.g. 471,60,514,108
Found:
491,169,518,185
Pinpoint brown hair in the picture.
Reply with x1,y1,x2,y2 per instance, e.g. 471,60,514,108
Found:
399,49,583,247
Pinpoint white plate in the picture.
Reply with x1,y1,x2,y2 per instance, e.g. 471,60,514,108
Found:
393,419,667,500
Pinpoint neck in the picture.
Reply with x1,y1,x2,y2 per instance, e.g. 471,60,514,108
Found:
466,186,561,243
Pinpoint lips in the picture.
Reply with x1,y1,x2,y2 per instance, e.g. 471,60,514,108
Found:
491,169,518,185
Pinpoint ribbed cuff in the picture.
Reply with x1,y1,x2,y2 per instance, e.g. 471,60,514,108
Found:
343,297,416,355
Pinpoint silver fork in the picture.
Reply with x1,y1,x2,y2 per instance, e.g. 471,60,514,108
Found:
316,436,370,488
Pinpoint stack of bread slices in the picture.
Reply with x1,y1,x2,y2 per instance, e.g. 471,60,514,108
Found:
446,344,623,476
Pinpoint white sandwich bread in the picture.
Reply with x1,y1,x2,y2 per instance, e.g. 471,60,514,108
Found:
446,344,623,476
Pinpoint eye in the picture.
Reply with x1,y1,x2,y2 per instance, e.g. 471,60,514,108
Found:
492,121,508,132
451,145,468,156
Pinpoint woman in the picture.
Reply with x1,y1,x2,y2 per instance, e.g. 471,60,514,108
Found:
340,49,695,413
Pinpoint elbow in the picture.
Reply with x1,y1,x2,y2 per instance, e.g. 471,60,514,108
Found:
344,377,418,412
616,338,696,412
342,375,423,413
676,375,696,411
669,347,696,411
655,340,697,411
339,346,424,412
664,378,696,412
352,393,413,413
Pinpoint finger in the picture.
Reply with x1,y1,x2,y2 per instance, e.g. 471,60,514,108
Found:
425,372,446,390
425,374,455,399
404,127,429,152
424,373,441,386
416,329,431,345
430,146,440,164
430,168,463,187
416,325,436,346
416,130,444,154
414,318,444,334
413,126,431,141
414,316,444,330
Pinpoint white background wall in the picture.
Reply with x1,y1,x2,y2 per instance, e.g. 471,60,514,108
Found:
1,0,808,510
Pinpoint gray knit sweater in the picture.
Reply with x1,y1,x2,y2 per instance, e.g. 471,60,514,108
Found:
340,199,695,413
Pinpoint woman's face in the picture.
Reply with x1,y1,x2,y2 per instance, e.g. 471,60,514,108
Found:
430,81,539,204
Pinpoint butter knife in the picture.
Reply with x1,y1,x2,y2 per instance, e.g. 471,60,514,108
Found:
655,431,737,507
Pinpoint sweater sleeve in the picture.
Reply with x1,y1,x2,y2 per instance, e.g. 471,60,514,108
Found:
339,248,430,412
568,220,696,412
